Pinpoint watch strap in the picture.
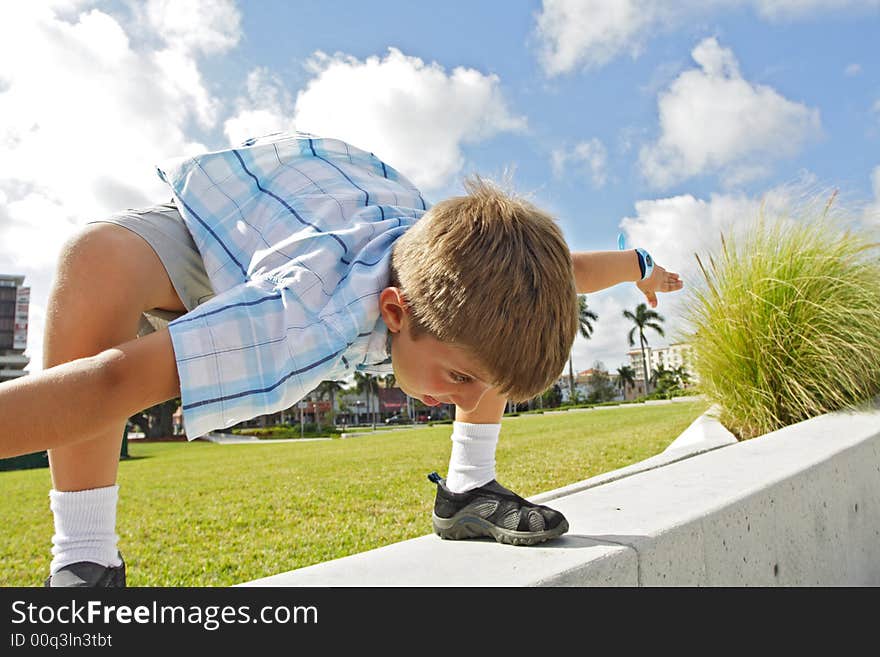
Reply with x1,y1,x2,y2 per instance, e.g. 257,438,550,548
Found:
635,248,654,280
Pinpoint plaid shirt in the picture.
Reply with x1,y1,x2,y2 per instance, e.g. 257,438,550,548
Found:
157,132,427,438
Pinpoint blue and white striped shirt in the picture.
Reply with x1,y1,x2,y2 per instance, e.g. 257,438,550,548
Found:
156,132,427,439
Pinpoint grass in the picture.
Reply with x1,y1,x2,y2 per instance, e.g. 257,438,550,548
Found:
1,400,707,586
684,197,880,439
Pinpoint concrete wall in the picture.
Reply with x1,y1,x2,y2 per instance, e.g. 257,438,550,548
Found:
241,400,880,586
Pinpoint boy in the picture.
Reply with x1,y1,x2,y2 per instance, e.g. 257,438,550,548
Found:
0,132,682,586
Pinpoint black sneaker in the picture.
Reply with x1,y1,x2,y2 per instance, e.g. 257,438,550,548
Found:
44,553,126,587
428,472,569,546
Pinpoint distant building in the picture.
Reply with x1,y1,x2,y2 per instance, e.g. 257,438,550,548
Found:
557,372,587,403
619,376,646,401
377,387,408,415
336,390,380,425
558,366,624,403
0,275,37,470
651,343,697,379
0,274,30,384
627,342,699,389
236,383,452,429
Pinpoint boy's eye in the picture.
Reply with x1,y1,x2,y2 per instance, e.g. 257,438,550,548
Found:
450,372,472,384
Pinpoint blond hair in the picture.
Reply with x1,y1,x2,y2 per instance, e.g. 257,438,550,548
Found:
390,176,578,401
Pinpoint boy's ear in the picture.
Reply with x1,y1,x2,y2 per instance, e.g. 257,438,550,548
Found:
378,287,408,333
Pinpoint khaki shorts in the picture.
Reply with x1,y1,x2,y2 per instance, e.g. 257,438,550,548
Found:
87,201,215,337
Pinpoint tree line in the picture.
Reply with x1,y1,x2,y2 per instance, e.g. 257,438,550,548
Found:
130,296,688,437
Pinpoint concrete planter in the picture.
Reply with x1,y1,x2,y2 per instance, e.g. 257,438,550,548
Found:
241,399,880,587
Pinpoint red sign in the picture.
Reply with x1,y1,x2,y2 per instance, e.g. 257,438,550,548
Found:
13,286,29,350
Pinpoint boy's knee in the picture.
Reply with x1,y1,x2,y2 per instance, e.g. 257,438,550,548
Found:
55,223,180,313
51,226,135,315
58,224,126,274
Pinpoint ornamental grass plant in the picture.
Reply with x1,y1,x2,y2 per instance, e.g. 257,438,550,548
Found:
685,194,880,440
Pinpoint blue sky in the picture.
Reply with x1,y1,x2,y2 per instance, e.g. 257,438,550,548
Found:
1,0,879,377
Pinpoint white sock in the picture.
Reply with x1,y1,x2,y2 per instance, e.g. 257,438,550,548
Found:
445,421,501,493
49,485,122,574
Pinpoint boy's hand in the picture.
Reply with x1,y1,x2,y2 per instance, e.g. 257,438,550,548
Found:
636,264,683,308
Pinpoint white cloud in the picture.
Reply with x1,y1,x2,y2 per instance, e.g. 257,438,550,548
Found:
620,192,763,279
613,178,836,353
582,175,857,372
534,0,880,75
753,0,880,20
568,289,638,374
551,138,608,187
143,0,241,55
292,48,526,191
0,2,234,372
535,0,676,75
844,62,862,76
639,38,821,188
866,165,880,226
223,68,295,145
569,191,764,372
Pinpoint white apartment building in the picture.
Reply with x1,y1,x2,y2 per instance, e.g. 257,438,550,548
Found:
627,342,698,384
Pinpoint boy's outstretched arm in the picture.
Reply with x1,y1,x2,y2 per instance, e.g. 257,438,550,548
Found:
0,329,180,459
572,250,683,307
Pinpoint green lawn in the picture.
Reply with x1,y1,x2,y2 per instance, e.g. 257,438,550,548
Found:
1,400,708,586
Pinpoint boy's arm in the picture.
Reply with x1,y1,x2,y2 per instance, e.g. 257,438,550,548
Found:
572,250,682,308
0,329,180,458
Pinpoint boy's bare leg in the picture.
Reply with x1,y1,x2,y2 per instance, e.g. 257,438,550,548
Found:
443,387,507,493
4,222,189,584
38,222,185,490
454,386,507,424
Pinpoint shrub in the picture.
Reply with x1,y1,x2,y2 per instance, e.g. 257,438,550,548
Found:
231,423,333,439
684,197,880,439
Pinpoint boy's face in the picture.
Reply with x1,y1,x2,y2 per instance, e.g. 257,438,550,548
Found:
379,287,495,413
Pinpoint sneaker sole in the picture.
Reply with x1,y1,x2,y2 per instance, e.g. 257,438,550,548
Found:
432,511,569,546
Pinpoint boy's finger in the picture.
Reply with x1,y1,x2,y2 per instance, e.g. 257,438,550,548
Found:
645,290,658,307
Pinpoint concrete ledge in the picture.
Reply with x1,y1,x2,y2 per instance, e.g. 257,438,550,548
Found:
202,432,330,445
663,404,737,455
529,404,737,505
241,401,880,586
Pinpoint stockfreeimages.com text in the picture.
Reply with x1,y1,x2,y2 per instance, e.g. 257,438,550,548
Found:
11,599,317,631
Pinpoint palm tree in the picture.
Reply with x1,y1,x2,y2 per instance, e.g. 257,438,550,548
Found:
616,365,636,398
623,302,665,394
379,372,409,419
568,295,598,403
650,364,671,390
673,365,692,389
353,371,380,426
316,380,345,428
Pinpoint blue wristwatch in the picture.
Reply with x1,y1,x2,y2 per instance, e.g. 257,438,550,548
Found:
635,248,654,280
